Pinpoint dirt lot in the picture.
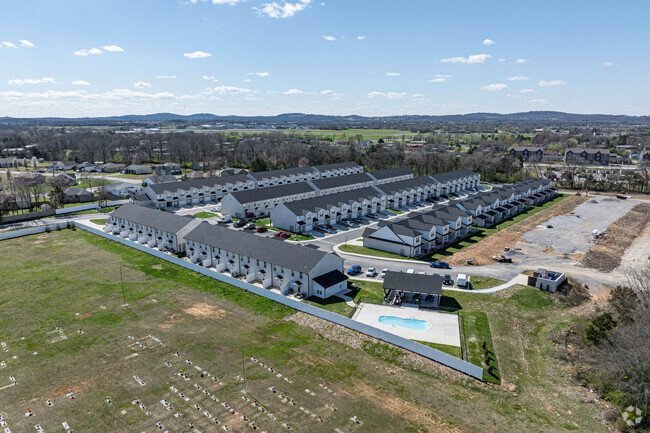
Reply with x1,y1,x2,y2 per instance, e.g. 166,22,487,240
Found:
581,202,650,271
448,196,587,265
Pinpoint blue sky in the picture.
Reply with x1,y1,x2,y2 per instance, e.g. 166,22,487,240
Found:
1,0,648,117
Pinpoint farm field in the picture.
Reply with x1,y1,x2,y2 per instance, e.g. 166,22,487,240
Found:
0,230,612,433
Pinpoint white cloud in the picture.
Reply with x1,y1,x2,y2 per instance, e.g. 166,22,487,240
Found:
183,51,212,58
357,35,366,40
254,0,312,18
202,75,216,80
320,89,333,95
385,72,400,77
209,85,253,95
482,83,508,91
282,88,304,95
19,40,35,47
102,45,124,52
520,88,536,94
72,80,92,86
441,54,491,64
410,93,424,98
531,98,550,105
2,41,17,48
243,78,251,82
134,81,151,88
482,38,495,46
8,77,57,86
498,58,506,62
367,91,407,99
601,62,617,67
427,77,448,83
538,79,566,87
515,58,530,64
254,72,270,77
507,76,529,81
156,75,177,79
74,47,102,56
323,35,336,41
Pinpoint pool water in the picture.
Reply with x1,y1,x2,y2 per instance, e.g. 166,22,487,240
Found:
378,315,430,330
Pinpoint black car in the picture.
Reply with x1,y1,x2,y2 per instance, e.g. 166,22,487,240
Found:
233,220,246,228
443,274,453,285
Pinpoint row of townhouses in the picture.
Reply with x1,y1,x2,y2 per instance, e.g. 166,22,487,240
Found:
362,178,556,258
104,204,348,299
269,169,481,233
132,162,363,210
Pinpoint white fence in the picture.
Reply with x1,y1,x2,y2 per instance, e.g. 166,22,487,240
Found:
0,223,70,241
54,199,130,215
75,223,484,379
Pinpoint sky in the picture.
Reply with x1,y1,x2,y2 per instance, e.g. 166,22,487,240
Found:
1,0,649,118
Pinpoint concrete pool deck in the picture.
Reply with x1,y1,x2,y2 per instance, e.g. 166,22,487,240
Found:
352,303,461,347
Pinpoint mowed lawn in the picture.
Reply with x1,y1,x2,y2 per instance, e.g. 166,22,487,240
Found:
0,230,611,433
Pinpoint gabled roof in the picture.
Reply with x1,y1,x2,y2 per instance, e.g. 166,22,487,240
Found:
368,166,413,180
508,146,543,152
227,182,315,204
430,169,477,183
566,147,610,155
148,174,252,194
383,271,442,296
249,166,315,182
312,270,348,288
313,162,361,172
64,187,92,196
185,222,333,273
281,186,383,216
144,174,177,184
110,204,197,233
375,176,439,195
310,173,373,190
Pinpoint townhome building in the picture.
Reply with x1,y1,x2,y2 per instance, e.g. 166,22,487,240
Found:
362,223,423,258
367,166,414,185
308,173,374,195
154,163,182,175
508,146,544,162
430,169,480,196
270,186,387,233
143,174,178,186
375,176,441,207
107,182,143,197
312,162,364,178
564,148,610,165
184,222,348,299
247,167,321,188
220,182,317,218
141,174,255,209
104,204,201,253
124,164,153,175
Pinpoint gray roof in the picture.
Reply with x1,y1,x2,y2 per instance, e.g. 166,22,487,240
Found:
64,187,92,196
383,271,443,296
313,162,361,172
310,173,373,190
228,182,315,204
368,166,413,180
509,146,543,152
375,176,439,195
145,174,178,184
185,222,332,273
249,166,315,182
566,148,610,155
148,174,252,195
430,169,477,183
282,186,383,216
110,204,197,233
371,222,418,239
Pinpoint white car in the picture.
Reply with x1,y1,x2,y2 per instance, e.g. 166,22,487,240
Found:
366,267,377,277
217,215,231,223
380,268,389,278
406,269,415,274
418,271,426,275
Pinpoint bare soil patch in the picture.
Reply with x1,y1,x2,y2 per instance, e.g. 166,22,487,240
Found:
580,203,650,271
449,196,587,265
75,313,92,320
183,302,226,319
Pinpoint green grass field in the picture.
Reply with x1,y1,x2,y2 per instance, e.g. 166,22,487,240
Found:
338,244,419,261
194,212,217,219
0,230,612,432
90,218,107,225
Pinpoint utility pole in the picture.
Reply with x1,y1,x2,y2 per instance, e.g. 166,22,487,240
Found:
120,266,126,306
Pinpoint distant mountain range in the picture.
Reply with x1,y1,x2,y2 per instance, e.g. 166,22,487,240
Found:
1,111,649,127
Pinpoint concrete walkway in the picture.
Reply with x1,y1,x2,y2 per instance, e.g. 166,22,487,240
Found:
350,274,526,294
337,292,357,307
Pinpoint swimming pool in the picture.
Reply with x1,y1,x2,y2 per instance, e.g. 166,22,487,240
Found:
378,315,430,331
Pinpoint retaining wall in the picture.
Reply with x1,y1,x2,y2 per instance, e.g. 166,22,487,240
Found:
79,223,484,380
0,222,71,241
54,200,129,215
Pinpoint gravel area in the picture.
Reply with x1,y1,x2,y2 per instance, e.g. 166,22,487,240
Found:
522,197,638,255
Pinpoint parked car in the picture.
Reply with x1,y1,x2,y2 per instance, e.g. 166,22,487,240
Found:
326,224,335,231
217,215,232,224
367,213,377,219
234,220,246,228
244,223,256,230
340,220,352,227
457,273,468,288
366,267,377,277
406,269,415,274
418,271,426,275
210,207,219,212
353,218,364,224
380,268,389,278
429,261,450,269
443,274,453,285
432,273,440,277
347,265,362,275
246,212,255,218
319,225,332,233
255,226,268,233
